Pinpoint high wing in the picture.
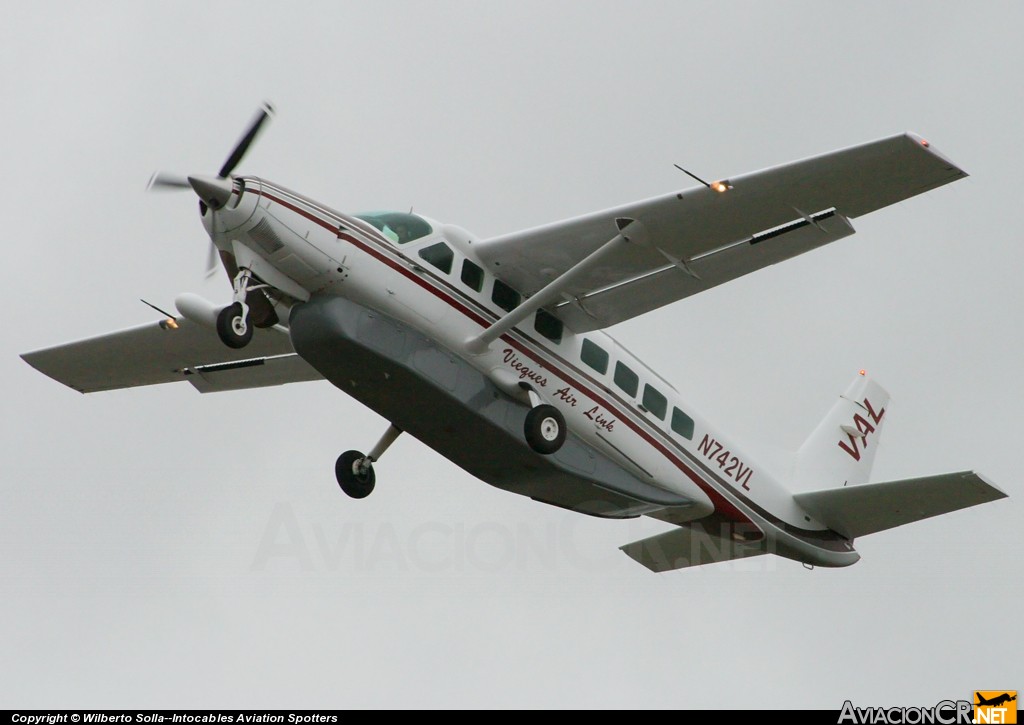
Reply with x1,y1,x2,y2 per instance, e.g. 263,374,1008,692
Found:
475,133,966,332
21,318,322,394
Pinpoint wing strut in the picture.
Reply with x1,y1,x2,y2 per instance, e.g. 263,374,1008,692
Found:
464,218,647,353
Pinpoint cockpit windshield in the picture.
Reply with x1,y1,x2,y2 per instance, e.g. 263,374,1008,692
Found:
354,211,433,244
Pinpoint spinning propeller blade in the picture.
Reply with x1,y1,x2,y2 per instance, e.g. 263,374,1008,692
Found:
146,101,274,195
204,242,220,279
146,172,191,190
218,102,275,179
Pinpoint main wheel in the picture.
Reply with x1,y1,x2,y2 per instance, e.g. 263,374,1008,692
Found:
335,450,376,499
524,404,566,455
216,302,253,349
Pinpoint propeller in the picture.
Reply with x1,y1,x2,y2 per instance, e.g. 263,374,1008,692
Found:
218,102,274,179
148,101,275,199
147,102,275,276
146,172,191,191
204,240,219,279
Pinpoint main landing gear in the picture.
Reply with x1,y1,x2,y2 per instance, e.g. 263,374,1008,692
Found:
336,424,402,499
334,402,565,498
524,404,566,455
216,268,269,349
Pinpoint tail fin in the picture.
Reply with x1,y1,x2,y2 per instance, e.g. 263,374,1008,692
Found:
795,373,889,493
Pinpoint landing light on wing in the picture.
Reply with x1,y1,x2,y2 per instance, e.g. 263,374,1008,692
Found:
158,318,179,330
711,181,730,193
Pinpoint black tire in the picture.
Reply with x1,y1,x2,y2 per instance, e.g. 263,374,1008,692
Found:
216,302,253,349
335,450,376,499
524,404,566,455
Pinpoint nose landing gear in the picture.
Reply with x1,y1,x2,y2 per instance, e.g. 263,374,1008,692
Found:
216,302,252,349
216,268,269,349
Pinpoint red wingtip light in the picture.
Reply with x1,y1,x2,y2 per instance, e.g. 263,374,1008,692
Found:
920,138,930,148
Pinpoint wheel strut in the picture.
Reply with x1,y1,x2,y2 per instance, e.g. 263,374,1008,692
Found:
335,424,402,499
216,268,274,349
358,424,402,475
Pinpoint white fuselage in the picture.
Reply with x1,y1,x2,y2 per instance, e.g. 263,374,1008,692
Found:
204,176,858,567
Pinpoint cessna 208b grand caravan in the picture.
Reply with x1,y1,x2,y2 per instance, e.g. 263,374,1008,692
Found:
22,105,1006,572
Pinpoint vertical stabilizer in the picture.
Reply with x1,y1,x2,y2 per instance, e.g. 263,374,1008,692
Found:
794,373,889,493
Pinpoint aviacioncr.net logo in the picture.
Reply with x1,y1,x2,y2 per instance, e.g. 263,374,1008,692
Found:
838,700,973,724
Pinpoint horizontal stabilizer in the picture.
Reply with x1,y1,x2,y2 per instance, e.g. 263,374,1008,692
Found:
620,526,765,572
794,471,1006,540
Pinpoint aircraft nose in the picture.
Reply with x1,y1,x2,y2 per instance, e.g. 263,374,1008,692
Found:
188,175,234,210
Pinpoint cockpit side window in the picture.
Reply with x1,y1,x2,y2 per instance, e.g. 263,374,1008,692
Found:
418,242,454,274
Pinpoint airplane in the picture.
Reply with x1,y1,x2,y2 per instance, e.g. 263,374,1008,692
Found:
976,694,1016,708
21,104,1008,572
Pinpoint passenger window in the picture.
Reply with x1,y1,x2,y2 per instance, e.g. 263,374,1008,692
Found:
418,242,454,274
461,259,484,292
671,407,695,440
613,362,639,397
491,279,521,313
534,309,563,343
580,339,609,374
642,384,667,420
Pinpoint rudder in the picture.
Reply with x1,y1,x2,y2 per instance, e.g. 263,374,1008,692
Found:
795,373,889,493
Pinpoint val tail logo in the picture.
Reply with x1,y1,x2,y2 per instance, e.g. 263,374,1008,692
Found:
974,691,1017,724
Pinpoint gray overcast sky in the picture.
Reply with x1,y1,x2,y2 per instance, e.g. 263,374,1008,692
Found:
2,0,1020,709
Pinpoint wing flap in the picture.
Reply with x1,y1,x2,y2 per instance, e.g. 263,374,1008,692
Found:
793,471,1007,540
557,208,855,332
21,318,310,393
186,353,323,393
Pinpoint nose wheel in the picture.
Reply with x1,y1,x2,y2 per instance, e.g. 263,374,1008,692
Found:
215,268,269,349
335,424,402,499
216,302,252,348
